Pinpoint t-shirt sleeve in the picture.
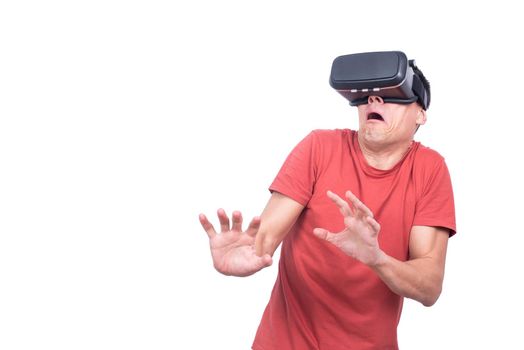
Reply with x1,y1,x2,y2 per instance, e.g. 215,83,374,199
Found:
413,157,457,236
269,131,318,206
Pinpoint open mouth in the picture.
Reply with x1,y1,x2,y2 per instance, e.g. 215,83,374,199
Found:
367,112,384,121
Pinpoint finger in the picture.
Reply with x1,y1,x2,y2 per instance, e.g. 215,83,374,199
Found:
199,213,217,239
245,216,261,237
217,208,230,232
231,211,243,232
327,190,354,216
366,216,381,234
345,191,373,218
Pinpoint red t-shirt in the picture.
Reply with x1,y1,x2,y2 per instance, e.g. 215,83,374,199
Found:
252,129,456,350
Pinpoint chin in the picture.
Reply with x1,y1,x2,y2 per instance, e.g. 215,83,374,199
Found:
361,127,385,140
363,128,396,147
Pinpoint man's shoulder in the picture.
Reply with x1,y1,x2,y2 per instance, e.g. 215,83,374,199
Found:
412,143,449,178
414,142,446,164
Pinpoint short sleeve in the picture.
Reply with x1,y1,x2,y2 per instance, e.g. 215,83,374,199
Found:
413,158,457,236
269,131,318,206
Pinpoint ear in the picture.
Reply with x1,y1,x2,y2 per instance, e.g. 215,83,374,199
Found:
416,109,427,125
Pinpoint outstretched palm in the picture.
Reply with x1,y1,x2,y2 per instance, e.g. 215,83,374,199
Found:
199,209,272,277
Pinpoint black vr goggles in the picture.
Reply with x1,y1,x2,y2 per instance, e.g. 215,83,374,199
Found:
329,51,430,110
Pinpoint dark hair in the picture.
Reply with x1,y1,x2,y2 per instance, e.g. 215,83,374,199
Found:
412,64,431,109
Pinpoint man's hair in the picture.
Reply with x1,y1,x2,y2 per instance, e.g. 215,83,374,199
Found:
412,65,431,109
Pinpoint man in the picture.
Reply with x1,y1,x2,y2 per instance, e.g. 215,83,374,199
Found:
199,51,456,350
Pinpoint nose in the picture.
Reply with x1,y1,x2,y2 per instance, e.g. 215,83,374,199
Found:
368,95,384,105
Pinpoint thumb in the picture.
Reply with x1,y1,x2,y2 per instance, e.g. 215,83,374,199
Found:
261,254,273,267
313,228,333,241
252,254,273,274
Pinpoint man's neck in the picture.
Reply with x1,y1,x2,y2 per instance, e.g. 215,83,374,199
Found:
358,138,414,170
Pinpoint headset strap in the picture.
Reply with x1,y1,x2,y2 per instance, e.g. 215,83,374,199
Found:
409,60,429,110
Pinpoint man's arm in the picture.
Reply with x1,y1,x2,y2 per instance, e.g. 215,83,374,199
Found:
255,191,305,256
370,225,449,306
313,190,450,306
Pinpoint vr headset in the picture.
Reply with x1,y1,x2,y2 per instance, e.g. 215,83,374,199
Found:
329,51,430,110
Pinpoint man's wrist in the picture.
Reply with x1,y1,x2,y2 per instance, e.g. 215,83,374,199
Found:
368,249,388,269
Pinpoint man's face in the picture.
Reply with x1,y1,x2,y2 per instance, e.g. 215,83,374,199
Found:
357,96,426,147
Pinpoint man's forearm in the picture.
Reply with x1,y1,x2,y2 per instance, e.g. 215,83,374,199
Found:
370,252,444,307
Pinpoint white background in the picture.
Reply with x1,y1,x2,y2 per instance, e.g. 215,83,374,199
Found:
1,1,523,349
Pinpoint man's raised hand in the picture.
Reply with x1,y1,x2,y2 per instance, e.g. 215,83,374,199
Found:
313,190,386,267
199,209,273,277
